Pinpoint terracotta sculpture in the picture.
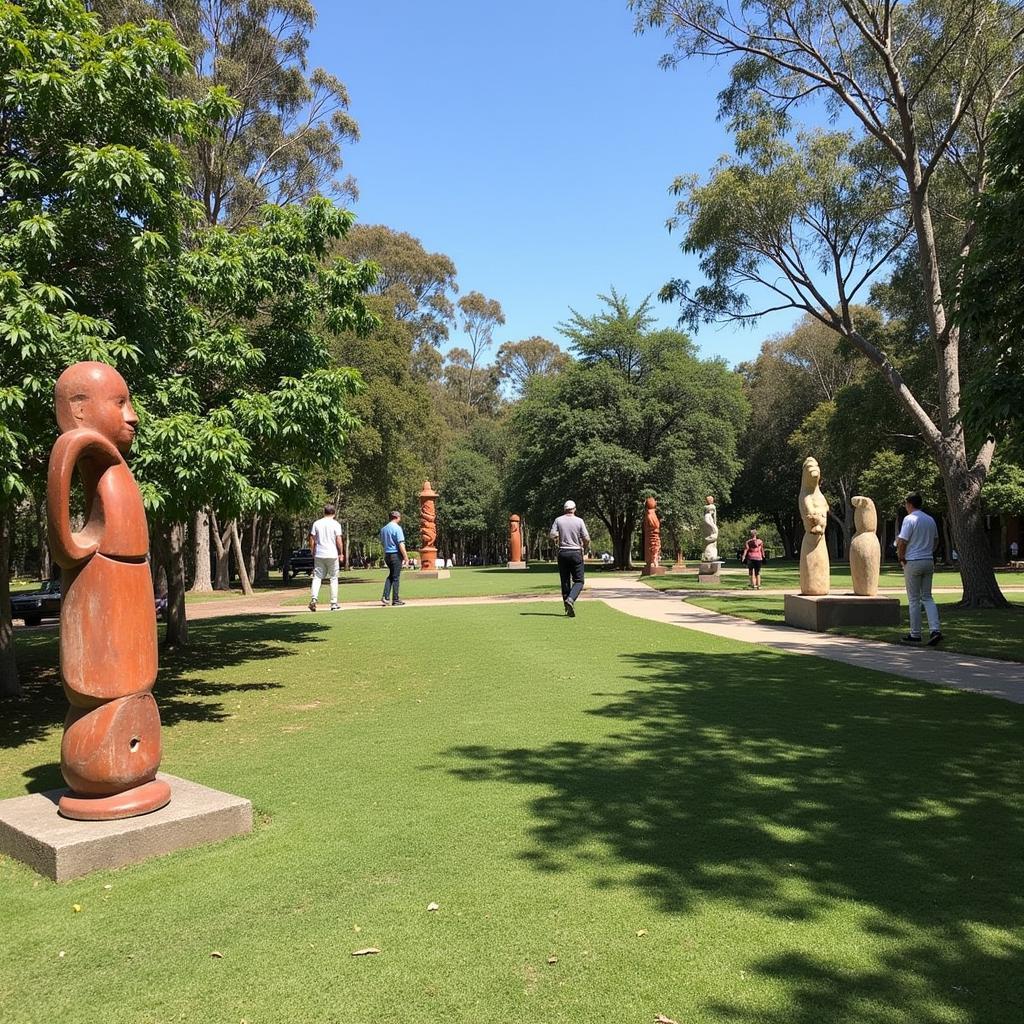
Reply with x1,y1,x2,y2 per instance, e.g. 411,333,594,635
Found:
418,480,439,572
850,495,881,597
508,513,526,568
641,497,666,575
701,496,719,562
798,457,830,596
47,362,170,820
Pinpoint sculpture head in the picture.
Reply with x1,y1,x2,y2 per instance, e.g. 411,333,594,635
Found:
852,495,878,533
705,495,715,506
801,457,821,489
55,362,138,454
645,497,657,510
510,513,520,525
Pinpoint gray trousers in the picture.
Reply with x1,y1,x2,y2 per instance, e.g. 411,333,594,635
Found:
904,559,940,636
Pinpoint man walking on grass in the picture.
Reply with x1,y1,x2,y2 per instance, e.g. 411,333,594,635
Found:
550,499,590,617
380,510,407,607
897,492,943,646
308,503,344,612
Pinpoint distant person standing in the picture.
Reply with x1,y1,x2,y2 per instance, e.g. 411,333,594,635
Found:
897,492,943,645
308,504,344,612
742,528,766,589
379,511,407,607
1011,540,1019,562
550,500,590,617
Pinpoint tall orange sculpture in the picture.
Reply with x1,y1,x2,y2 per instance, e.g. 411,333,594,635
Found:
48,363,170,821
507,513,526,569
418,480,439,571
641,497,667,576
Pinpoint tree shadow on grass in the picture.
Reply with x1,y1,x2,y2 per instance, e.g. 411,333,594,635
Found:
445,647,1024,1023
1,616,328,759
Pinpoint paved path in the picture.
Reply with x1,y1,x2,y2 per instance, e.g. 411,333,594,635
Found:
585,576,1024,704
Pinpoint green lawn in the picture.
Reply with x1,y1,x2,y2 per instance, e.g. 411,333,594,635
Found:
641,561,1024,592
281,563,576,604
2,604,1022,1023
689,593,1024,662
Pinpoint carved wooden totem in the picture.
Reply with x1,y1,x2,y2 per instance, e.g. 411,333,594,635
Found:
509,514,523,563
48,362,171,820
641,497,666,576
418,480,439,572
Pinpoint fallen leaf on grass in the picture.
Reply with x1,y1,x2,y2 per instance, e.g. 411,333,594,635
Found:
655,1015,679,1024
210,951,224,959
426,902,440,912
72,904,82,913
546,955,558,965
352,947,381,957
636,929,648,937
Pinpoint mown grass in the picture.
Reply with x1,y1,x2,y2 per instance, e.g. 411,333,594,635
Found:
689,592,1024,662
1,604,1022,1023
641,561,1024,593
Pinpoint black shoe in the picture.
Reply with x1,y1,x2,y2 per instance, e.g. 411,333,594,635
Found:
900,633,922,644
927,630,944,646
564,599,576,618
392,600,406,607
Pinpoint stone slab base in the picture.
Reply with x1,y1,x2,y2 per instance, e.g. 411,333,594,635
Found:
784,593,901,632
418,570,451,580
700,560,724,575
506,561,527,570
669,564,688,573
641,565,668,576
0,773,252,883
698,573,721,585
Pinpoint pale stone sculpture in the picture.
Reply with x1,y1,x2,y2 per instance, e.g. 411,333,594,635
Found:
798,457,830,596
701,496,719,562
850,495,881,597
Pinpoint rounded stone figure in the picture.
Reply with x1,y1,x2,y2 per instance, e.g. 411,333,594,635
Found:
850,495,881,596
798,457,830,596
701,496,719,562
509,514,523,563
47,362,170,820
643,497,662,568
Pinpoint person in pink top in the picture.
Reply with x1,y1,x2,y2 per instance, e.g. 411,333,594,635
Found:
741,528,766,589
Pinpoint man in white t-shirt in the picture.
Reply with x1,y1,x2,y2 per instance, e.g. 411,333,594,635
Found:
897,492,942,645
308,503,344,612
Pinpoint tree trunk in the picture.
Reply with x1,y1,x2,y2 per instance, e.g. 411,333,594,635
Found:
157,522,189,648
190,507,213,593
612,530,633,570
211,511,231,590
230,520,254,596
256,517,272,582
0,511,20,696
33,490,50,580
941,455,1007,607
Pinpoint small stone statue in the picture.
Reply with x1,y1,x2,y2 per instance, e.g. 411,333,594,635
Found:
701,495,719,562
850,495,881,596
48,362,170,820
798,457,830,596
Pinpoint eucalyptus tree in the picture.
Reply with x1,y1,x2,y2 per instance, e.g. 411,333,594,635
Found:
631,0,1024,606
495,336,573,396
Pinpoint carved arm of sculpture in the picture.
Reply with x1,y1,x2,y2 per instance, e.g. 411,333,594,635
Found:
47,429,121,569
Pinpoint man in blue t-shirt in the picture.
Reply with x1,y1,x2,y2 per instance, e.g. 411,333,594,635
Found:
379,511,407,607
897,492,943,645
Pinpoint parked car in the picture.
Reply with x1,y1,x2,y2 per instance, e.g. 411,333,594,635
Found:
12,578,169,627
284,547,314,579
11,578,62,627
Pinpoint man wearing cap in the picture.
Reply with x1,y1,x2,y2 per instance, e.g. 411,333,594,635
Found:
550,500,590,617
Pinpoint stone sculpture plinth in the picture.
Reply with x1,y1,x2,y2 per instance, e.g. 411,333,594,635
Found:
507,513,526,569
0,362,251,879
417,480,450,579
784,593,900,631
640,497,667,576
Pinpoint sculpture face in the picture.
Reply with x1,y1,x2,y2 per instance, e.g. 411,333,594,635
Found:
802,457,821,487
55,362,139,454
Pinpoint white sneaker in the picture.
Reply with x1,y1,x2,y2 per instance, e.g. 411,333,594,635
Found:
330,603,340,611
308,598,317,612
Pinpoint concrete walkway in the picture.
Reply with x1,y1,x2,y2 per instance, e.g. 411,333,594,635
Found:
585,576,1024,704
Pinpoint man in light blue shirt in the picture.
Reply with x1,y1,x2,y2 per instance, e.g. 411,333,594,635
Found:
379,511,407,607
897,492,942,645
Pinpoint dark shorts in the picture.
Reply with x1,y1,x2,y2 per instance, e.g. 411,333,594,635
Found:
747,559,763,570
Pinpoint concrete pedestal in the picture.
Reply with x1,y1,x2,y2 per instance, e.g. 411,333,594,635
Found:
641,565,668,576
669,563,688,573
0,773,252,882
506,561,527,570
699,560,723,584
418,570,451,580
784,593,901,632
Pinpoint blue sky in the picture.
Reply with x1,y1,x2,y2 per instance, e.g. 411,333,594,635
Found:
310,0,800,366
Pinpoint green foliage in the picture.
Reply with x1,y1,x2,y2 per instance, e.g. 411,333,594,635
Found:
509,292,747,565
982,460,1024,518
438,447,502,540
495,336,571,396
858,449,941,517
0,0,228,506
